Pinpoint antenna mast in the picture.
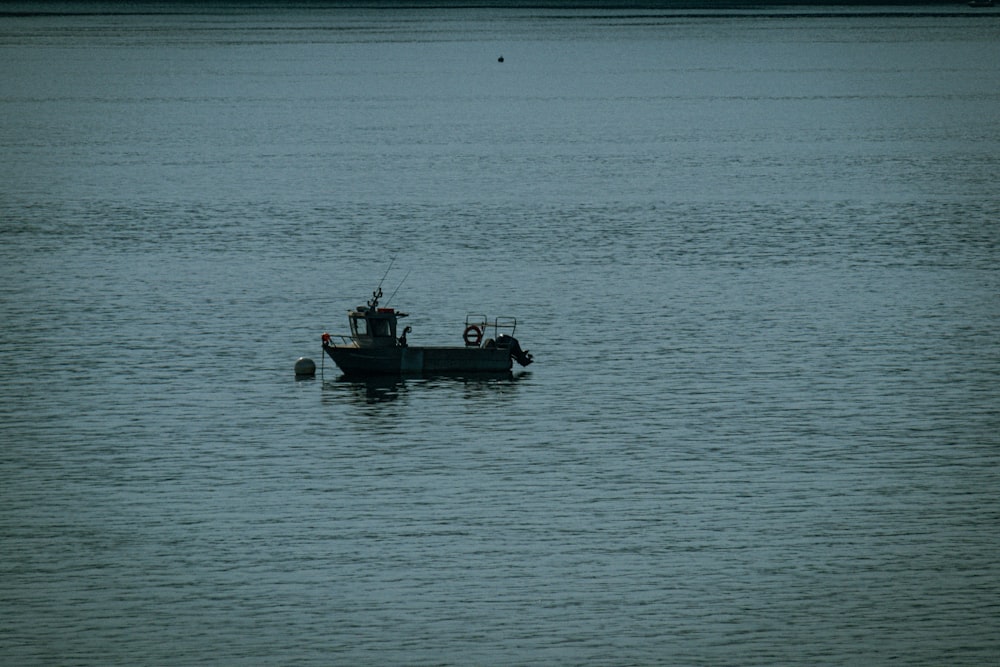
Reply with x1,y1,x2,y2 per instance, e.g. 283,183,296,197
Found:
368,257,395,309
385,269,411,307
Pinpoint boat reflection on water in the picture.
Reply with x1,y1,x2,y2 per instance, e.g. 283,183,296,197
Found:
324,370,529,405
324,375,407,404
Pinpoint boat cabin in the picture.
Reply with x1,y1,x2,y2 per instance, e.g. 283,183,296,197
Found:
349,305,409,348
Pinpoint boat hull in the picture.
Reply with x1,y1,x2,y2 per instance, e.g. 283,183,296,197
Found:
324,344,513,377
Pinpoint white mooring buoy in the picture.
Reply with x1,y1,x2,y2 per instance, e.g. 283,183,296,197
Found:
294,357,316,377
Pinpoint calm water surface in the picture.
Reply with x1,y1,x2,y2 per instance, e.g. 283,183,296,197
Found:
2,4,999,665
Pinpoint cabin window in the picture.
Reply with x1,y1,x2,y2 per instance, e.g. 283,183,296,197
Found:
371,318,391,337
351,316,368,337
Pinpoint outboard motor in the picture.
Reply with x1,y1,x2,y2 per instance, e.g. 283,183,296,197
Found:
496,334,533,367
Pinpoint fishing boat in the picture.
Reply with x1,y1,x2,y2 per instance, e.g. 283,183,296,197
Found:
321,286,533,377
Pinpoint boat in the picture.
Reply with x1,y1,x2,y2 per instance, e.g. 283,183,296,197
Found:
321,286,533,377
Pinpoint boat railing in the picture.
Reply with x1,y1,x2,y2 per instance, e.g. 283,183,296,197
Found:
329,334,355,346
466,314,518,339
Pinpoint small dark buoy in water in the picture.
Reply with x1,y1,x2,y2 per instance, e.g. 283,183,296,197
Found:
498,55,504,63
294,357,316,377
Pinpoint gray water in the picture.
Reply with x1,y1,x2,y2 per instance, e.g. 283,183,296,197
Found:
2,3,999,665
